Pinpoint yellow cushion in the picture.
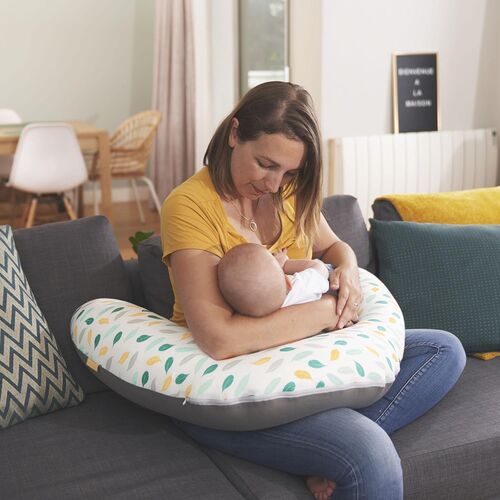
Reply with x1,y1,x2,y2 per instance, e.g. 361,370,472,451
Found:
378,187,500,224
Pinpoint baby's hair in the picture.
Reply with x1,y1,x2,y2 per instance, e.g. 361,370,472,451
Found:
218,243,287,317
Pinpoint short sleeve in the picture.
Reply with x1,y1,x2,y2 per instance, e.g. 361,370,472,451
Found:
161,192,224,264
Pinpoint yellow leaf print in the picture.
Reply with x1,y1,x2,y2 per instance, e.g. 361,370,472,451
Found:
147,321,162,327
87,329,93,346
181,332,192,341
371,287,380,292
392,353,399,363
98,346,108,356
162,375,172,392
147,356,161,366
253,357,271,365
98,318,109,325
118,352,130,364
367,347,380,357
130,312,147,317
330,349,340,361
184,384,192,398
295,370,312,380
388,317,397,324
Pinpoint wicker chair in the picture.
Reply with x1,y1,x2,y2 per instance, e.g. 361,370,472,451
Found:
88,110,162,223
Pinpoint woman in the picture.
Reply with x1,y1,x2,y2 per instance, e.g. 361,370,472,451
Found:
161,82,466,500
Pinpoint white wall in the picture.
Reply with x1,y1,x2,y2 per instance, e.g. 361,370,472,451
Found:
0,0,154,131
0,0,155,201
320,0,500,139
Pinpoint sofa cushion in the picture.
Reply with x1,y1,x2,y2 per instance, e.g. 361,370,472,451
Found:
370,219,500,352
0,226,84,429
392,357,500,500
0,391,243,499
321,194,371,269
13,216,133,394
138,234,174,318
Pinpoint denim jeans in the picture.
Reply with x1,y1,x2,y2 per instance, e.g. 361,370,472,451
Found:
173,329,466,500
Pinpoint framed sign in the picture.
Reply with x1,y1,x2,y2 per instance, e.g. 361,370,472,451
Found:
392,53,440,133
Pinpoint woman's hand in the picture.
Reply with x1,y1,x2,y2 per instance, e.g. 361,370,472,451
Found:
329,265,362,329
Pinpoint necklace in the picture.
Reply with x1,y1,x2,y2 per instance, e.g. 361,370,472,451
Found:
230,198,260,232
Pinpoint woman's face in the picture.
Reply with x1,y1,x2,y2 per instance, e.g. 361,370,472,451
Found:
228,120,306,199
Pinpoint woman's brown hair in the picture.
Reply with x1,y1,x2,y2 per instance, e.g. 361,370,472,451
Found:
203,81,322,242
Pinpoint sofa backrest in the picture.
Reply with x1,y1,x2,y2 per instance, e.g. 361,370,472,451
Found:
136,194,371,318
13,216,133,394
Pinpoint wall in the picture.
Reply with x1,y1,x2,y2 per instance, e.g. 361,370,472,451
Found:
0,0,155,201
320,0,500,140
0,0,154,131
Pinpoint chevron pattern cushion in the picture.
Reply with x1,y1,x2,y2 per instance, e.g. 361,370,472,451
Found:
0,225,84,429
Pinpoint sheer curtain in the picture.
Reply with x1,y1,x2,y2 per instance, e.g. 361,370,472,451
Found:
151,0,196,201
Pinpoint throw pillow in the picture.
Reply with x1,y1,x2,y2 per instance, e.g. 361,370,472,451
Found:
0,225,84,429
372,186,500,223
370,219,500,353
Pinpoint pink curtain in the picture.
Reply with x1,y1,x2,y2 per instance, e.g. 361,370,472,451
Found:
151,0,196,201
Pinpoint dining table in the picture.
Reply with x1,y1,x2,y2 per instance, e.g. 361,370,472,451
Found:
0,120,113,220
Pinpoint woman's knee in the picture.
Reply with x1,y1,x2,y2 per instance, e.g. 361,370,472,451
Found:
407,329,466,374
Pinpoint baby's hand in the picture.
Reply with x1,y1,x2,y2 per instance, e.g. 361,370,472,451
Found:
273,248,288,268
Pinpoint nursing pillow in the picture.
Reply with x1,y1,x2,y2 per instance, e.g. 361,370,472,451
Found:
71,268,405,430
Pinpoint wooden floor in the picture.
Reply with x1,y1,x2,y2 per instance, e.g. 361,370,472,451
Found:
0,195,161,260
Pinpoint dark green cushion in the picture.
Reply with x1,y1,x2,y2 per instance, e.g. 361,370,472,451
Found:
369,219,500,353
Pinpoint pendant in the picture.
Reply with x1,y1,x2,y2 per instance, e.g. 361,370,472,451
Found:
249,220,258,232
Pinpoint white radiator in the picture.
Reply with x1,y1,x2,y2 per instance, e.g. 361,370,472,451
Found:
327,129,498,222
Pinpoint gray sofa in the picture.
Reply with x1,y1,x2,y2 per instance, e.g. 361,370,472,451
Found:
2,195,499,499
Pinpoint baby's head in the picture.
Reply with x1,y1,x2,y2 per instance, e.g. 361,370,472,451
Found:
218,243,288,317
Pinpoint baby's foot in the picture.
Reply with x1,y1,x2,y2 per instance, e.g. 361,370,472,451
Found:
305,475,337,500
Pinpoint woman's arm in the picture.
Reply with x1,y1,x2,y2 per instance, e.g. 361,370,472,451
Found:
170,248,339,360
312,213,362,328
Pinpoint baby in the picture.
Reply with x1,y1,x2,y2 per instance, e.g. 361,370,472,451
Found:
217,243,331,317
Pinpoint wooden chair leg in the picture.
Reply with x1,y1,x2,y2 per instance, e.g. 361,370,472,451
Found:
25,197,38,228
62,195,77,220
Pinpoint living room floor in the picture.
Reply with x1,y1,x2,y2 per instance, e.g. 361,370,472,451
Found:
0,195,161,261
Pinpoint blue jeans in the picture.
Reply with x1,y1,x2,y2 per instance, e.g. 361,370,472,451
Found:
173,329,466,499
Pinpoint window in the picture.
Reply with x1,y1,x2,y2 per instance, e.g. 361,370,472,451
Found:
239,0,289,95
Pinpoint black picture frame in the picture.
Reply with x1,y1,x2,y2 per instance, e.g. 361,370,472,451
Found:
392,53,440,133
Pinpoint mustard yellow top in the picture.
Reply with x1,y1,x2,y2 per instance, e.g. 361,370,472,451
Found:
161,166,311,325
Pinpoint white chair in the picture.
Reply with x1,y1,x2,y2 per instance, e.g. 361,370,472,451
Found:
0,108,22,181
8,123,88,227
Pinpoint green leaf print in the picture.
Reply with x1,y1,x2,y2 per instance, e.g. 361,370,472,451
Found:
222,375,234,392
159,344,173,351
137,335,152,342
164,357,174,374
175,373,188,384
142,371,149,386
354,362,365,377
308,360,324,369
203,364,218,376
283,382,296,392
94,334,101,348
85,318,94,325
112,332,122,346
